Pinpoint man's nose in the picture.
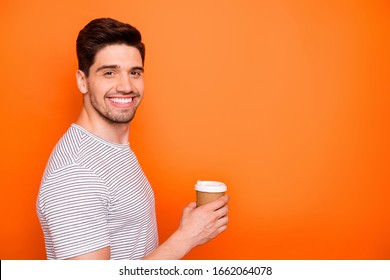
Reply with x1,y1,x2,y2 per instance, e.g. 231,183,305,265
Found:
116,74,133,93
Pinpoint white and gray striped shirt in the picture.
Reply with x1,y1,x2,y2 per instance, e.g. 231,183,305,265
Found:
36,124,158,259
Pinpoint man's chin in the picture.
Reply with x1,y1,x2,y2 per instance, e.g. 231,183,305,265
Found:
94,105,138,124
106,113,136,124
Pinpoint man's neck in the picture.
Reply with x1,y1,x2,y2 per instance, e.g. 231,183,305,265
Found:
76,108,130,145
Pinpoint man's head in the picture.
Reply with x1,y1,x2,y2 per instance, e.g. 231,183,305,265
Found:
75,18,145,126
76,18,145,77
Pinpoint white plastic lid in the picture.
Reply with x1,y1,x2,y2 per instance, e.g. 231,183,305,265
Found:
195,180,227,192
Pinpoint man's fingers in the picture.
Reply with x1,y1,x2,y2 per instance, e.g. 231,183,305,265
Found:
206,207,229,229
206,215,229,232
201,195,229,211
215,204,228,218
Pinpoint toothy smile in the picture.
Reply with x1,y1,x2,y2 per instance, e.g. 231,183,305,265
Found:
110,97,133,104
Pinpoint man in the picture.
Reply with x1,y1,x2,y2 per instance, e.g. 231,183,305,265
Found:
36,18,229,260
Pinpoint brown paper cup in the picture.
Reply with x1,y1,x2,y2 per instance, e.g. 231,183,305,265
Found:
195,181,227,207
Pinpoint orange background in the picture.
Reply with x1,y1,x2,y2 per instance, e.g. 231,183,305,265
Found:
1,0,389,260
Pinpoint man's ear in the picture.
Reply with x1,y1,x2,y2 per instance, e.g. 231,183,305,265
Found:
76,70,88,94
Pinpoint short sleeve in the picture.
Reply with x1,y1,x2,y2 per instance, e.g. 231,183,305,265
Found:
37,164,110,259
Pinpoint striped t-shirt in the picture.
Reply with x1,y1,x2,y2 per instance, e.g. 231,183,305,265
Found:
36,124,158,259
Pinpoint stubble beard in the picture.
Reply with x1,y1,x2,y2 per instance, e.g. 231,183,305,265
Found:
90,94,139,124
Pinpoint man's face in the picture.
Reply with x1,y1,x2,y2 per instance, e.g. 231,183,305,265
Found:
79,44,144,124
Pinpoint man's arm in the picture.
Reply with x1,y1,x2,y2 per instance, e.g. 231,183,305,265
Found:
67,195,229,260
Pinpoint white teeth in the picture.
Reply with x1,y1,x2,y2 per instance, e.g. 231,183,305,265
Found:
111,97,133,104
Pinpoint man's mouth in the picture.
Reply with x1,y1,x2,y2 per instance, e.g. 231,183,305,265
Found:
107,96,138,108
110,97,133,104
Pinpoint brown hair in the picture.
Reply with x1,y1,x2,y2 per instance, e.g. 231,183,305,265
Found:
76,18,145,76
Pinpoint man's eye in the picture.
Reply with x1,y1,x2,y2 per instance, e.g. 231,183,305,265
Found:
104,71,114,76
131,71,142,76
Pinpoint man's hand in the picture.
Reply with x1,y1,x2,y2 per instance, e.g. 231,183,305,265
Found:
178,195,229,248
143,195,229,260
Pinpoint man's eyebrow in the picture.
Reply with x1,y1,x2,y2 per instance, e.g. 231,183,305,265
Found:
95,65,119,72
131,66,144,72
95,65,144,73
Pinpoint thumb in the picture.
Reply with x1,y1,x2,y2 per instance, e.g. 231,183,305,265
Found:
187,202,197,210
182,202,196,217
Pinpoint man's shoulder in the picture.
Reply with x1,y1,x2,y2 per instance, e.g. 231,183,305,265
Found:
37,159,109,222
42,124,100,180
47,125,83,167
40,162,106,191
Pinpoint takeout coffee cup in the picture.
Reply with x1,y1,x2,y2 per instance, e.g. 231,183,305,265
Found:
195,180,227,207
